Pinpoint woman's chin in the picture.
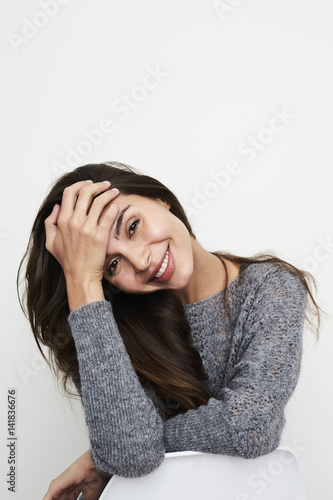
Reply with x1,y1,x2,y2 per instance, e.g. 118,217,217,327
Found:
169,269,193,292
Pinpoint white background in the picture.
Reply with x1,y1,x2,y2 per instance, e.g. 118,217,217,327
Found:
1,1,332,498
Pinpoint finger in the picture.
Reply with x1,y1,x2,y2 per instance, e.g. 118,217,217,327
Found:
85,188,120,227
72,181,112,219
98,194,121,232
43,476,81,500
44,204,61,253
43,489,50,500
45,204,61,227
94,196,122,245
58,180,94,220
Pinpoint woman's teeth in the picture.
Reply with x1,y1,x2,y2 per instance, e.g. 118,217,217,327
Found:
154,248,169,278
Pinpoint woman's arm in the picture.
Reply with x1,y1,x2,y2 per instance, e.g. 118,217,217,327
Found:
161,266,308,458
68,300,165,478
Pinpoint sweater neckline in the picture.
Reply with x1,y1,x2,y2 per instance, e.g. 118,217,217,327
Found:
183,262,249,312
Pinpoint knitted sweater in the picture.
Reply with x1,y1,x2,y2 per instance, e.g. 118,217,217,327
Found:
68,261,308,478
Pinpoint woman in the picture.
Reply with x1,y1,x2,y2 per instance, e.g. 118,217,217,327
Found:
18,161,322,500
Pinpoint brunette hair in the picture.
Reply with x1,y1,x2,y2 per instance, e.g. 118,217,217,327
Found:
17,161,324,417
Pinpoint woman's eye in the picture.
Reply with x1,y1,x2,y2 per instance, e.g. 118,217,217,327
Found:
109,258,119,276
108,219,140,276
129,219,140,237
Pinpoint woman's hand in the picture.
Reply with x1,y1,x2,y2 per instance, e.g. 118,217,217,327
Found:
43,450,110,500
44,180,120,310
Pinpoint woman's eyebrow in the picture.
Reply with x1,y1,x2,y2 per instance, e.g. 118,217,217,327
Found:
114,204,132,239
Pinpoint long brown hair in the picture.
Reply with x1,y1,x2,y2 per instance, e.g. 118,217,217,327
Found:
17,161,324,417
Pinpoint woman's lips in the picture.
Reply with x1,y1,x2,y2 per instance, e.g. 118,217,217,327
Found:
152,245,175,283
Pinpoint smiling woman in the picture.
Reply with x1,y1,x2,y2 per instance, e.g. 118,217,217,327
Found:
17,161,323,500
101,192,193,296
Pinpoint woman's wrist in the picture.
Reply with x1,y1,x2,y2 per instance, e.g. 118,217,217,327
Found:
66,279,105,312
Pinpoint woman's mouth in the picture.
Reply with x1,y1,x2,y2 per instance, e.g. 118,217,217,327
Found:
152,245,175,283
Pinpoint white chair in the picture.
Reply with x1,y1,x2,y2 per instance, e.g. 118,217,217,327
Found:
98,446,307,499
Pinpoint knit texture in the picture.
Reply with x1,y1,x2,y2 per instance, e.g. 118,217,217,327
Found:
68,261,308,478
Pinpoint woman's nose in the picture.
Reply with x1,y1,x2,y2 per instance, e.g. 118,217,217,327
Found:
129,245,151,273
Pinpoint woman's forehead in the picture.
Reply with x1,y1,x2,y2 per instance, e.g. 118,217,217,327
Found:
116,193,160,207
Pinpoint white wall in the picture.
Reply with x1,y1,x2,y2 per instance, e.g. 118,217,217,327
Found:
1,1,332,498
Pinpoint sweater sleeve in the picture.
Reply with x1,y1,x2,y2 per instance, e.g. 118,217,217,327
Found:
68,300,165,478
162,267,308,458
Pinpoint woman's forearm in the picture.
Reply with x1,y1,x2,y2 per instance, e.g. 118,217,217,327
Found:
66,279,106,312
68,300,165,478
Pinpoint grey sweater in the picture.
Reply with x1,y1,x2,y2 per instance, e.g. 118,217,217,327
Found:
68,261,308,478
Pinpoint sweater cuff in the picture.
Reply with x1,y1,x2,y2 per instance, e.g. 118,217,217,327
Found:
68,299,120,351
68,299,110,321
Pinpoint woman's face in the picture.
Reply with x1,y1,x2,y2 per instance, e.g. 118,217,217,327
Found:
103,193,194,294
